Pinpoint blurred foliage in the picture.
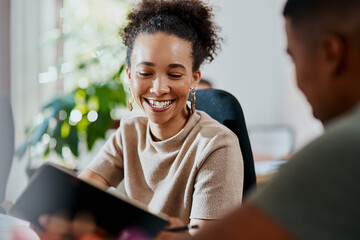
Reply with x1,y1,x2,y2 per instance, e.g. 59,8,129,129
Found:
59,0,131,91
17,65,126,162
16,0,131,168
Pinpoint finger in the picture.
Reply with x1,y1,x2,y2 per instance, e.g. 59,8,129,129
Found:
42,213,72,239
38,214,51,229
72,212,97,238
30,223,44,238
73,211,112,239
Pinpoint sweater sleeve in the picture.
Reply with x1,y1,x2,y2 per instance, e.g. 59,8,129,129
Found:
87,127,124,187
190,132,243,219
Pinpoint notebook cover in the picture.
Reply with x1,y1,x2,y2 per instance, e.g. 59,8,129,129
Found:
9,163,168,238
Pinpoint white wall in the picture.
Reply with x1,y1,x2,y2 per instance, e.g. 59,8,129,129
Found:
0,0,11,97
202,0,323,149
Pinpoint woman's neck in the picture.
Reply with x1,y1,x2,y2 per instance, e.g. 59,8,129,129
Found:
149,107,191,141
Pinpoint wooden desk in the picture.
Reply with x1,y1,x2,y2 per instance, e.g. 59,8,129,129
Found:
0,213,39,239
255,159,287,185
256,172,276,185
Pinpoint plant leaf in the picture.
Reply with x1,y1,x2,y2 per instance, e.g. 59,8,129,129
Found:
31,118,50,146
67,126,79,157
86,113,112,150
15,141,29,158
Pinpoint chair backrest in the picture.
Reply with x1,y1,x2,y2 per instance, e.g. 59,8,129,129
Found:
0,94,14,213
191,89,256,197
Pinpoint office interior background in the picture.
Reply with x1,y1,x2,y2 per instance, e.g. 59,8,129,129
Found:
0,0,323,201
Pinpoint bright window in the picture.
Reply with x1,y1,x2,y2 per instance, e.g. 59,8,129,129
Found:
12,0,130,146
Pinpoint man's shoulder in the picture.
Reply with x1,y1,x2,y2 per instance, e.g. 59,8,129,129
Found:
252,106,360,199
323,106,360,141
307,106,360,155
250,107,360,240
291,107,360,167
252,106,360,200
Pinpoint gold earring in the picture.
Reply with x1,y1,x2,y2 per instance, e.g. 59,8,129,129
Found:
128,87,134,111
190,87,196,114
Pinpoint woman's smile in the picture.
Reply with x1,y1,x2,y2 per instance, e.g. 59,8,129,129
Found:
144,98,175,112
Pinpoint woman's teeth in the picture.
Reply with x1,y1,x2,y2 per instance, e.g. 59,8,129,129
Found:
148,99,172,108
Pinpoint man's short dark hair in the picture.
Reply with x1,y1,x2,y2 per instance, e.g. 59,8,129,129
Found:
283,0,360,47
283,0,360,25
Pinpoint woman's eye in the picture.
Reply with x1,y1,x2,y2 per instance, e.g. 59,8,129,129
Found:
137,72,152,77
169,74,183,78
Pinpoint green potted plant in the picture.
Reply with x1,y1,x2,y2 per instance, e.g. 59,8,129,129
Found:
16,64,127,176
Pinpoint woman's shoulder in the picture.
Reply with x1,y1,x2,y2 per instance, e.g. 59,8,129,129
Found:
120,114,147,124
195,110,238,140
118,114,148,132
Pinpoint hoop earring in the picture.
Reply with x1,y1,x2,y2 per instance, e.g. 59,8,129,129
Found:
128,87,134,111
190,88,196,114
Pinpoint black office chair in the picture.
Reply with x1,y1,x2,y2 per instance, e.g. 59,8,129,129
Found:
0,94,14,213
190,88,256,197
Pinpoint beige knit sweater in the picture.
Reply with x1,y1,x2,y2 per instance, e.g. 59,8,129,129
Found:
87,110,243,223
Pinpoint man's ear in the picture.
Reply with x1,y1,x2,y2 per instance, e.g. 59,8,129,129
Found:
321,33,347,76
192,70,201,89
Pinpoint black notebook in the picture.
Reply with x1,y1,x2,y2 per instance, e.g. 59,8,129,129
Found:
9,163,168,238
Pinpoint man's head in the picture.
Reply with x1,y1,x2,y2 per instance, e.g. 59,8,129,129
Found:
283,0,360,124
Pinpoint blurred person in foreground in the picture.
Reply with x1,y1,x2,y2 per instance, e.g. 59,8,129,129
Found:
176,0,360,239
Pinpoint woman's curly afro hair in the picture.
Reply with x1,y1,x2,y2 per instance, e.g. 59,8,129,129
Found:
121,0,222,71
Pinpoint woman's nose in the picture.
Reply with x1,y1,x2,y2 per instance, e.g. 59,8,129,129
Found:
150,77,170,95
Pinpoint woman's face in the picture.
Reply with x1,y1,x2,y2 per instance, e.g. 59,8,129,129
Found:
126,32,201,127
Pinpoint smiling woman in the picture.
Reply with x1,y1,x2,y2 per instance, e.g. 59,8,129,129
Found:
73,0,244,238
127,32,200,140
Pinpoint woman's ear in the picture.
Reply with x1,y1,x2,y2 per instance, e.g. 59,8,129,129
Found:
192,70,201,89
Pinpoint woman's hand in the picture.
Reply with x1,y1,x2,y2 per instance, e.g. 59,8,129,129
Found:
32,213,159,240
32,213,105,240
